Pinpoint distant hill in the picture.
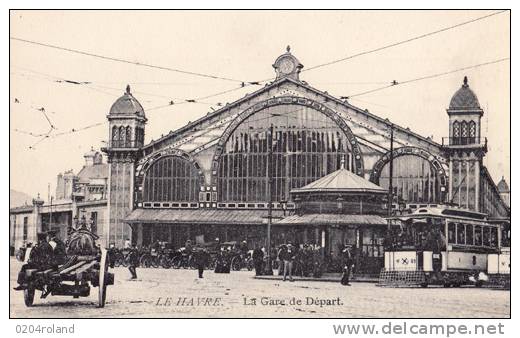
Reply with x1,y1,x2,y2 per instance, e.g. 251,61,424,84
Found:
10,189,32,208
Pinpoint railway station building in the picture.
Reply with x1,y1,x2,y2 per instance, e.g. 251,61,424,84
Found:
10,48,510,260
102,48,510,255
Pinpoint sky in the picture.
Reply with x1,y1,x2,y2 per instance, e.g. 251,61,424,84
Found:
9,10,510,199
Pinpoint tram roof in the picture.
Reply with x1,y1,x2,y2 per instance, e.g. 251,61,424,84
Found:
391,206,489,221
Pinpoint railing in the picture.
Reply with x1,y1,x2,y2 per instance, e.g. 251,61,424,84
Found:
441,137,487,147
109,139,142,148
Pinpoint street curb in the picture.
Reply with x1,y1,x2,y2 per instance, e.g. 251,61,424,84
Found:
253,275,379,283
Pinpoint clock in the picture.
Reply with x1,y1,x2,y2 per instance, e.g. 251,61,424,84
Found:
278,57,295,75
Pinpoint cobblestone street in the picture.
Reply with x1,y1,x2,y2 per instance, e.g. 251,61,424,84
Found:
9,259,510,318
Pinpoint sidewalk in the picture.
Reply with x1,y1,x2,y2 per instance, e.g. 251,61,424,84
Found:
254,273,379,283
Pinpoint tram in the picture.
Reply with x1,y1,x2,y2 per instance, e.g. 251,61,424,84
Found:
379,206,502,287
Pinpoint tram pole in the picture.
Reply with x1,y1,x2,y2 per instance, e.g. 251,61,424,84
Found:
264,123,274,275
388,123,394,217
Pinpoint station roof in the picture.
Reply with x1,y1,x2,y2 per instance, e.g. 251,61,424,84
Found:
125,208,285,225
275,214,387,227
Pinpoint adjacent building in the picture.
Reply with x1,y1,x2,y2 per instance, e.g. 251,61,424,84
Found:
9,149,108,250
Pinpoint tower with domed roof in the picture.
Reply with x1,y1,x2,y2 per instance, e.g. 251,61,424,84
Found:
443,76,487,211
103,85,147,247
497,177,510,207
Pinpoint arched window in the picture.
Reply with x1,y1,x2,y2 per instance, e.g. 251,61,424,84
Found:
453,121,460,138
118,126,126,148
126,126,132,147
461,121,468,144
378,155,442,204
112,126,119,146
469,121,476,143
143,156,200,202
217,104,357,203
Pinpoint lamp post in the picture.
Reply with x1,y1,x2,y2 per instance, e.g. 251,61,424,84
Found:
264,124,274,275
388,123,394,216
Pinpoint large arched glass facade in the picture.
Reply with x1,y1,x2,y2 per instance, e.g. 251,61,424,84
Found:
217,104,356,203
378,155,442,204
142,156,200,202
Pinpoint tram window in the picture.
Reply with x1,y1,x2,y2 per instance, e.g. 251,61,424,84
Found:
466,224,474,245
483,226,491,247
456,224,465,244
490,228,498,247
448,223,456,243
474,226,482,246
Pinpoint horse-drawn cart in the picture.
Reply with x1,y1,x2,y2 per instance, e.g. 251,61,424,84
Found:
15,217,114,308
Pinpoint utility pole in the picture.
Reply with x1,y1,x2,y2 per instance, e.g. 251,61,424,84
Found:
264,123,274,275
388,123,394,216
48,183,53,231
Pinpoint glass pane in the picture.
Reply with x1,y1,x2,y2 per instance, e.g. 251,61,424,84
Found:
448,222,456,243
483,226,491,246
465,224,474,245
474,225,482,246
142,156,200,202
216,105,354,202
379,154,441,204
456,223,465,244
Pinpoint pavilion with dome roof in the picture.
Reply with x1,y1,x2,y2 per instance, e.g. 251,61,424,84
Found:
275,158,389,274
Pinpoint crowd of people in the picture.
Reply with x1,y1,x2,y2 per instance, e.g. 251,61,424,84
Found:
14,232,357,288
383,226,446,252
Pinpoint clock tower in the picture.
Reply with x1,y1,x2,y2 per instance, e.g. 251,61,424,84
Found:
273,45,304,81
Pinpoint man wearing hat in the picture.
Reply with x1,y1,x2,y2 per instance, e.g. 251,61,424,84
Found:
341,245,354,286
127,243,139,280
47,229,67,266
282,243,296,282
13,232,54,290
192,246,210,278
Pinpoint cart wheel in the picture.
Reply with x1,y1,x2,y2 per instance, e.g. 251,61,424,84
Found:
98,248,109,308
24,287,35,307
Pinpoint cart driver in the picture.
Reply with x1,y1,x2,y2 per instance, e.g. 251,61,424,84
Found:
47,229,67,266
13,232,54,290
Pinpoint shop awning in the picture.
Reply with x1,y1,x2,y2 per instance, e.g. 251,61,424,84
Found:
274,214,388,227
125,208,285,225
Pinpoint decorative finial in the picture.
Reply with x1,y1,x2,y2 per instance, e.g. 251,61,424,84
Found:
286,45,291,53
126,84,131,94
463,76,468,86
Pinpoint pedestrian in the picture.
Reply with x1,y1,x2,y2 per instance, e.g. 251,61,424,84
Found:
282,243,296,282
252,246,264,276
193,247,209,278
124,237,131,249
128,244,139,280
341,245,354,286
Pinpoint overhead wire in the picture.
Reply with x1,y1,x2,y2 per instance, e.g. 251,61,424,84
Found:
254,10,507,84
344,57,510,99
10,36,248,84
